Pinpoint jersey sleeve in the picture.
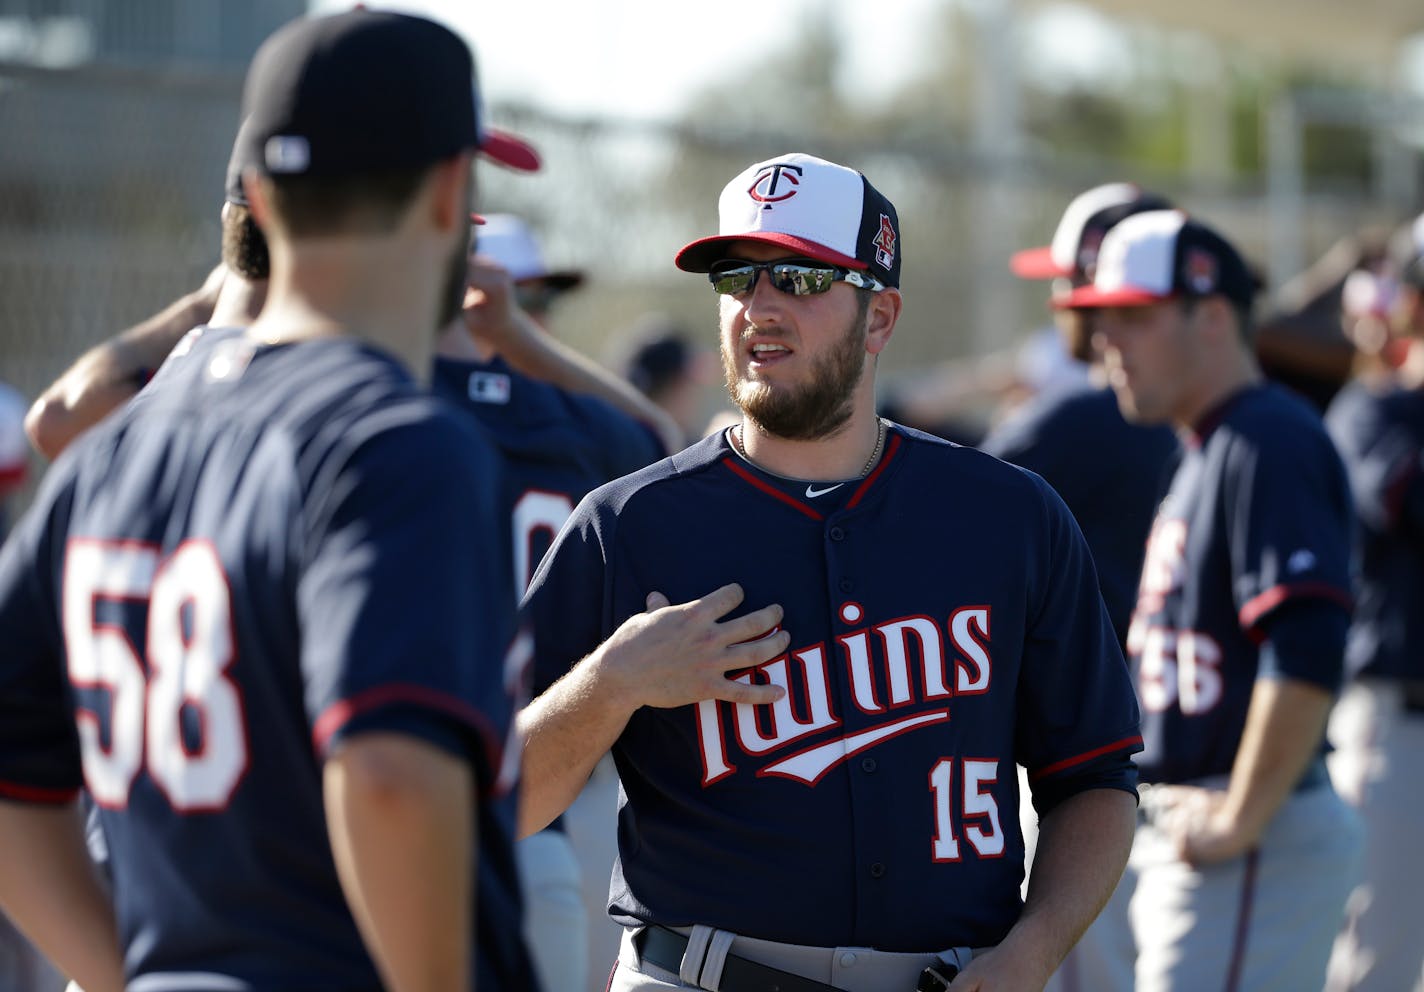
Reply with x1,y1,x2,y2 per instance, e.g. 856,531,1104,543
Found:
1222,426,1354,640
298,410,517,792
522,494,614,698
0,474,83,804
1014,474,1142,814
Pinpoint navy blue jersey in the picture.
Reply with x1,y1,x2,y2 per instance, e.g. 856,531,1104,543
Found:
1326,379,1424,682
431,354,663,595
0,332,535,991
981,385,1179,646
1129,383,1354,783
524,423,1142,951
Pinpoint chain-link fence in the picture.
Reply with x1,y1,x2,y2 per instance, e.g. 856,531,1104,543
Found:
1,60,1417,515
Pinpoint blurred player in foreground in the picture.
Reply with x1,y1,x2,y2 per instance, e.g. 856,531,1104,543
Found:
0,10,540,989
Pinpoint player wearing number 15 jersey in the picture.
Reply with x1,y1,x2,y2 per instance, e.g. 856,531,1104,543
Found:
518,153,1143,992
0,10,539,991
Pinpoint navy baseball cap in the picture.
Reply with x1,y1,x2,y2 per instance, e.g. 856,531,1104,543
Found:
1012,182,1174,284
675,153,902,289
1058,211,1257,310
238,9,539,180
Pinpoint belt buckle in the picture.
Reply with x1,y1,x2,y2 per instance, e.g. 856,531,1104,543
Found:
917,963,957,991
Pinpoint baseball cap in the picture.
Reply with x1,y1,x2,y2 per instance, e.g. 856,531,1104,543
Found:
238,9,539,180
1011,183,1174,283
674,152,902,289
1058,211,1257,310
474,214,584,289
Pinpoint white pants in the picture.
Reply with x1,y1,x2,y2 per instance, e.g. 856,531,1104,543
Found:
563,753,624,991
1130,782,1362,992
1325,680,1424,992
517,828,588,992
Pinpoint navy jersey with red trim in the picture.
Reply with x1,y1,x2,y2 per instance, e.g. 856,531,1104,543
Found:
981,385,1180,647
1326,379,1424,682
430,354,663,595
1128,383,1354,784
0,334,535,990
524,423,1142,951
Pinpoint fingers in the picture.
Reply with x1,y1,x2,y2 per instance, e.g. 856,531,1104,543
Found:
721,603,783,644
712,676,785,707
645,591,670,612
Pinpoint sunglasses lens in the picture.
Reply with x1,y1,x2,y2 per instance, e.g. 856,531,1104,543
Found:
710,265,757,296
771,264,836,296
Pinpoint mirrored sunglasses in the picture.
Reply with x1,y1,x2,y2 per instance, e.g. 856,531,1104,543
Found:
708,258,885,297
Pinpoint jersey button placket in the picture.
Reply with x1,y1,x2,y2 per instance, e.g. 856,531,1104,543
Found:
869,862,886,879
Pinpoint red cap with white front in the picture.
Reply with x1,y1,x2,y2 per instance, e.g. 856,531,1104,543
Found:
1011,182,1145,280
674,152,902,288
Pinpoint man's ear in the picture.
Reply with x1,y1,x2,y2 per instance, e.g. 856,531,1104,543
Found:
427,152,475,235
865,289,903,356
242,170,272,231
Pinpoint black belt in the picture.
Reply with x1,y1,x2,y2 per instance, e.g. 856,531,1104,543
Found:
635,926,846,992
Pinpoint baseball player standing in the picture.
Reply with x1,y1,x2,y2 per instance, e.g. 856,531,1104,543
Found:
0,10,539,990
1063,209,1363,991
519,152,1144,992
989,183,1182,992
1323,213,1424,992
435,248,665,992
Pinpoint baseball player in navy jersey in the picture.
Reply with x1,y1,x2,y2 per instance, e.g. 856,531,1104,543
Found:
992,183,1180,647
0,10,542,990
435,254,664,992
517,152,1143,992
989,183,1181,992
1063,209,1363,991
1323,213,1424,992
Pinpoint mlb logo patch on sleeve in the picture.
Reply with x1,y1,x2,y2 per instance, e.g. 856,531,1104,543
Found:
468,371,512,404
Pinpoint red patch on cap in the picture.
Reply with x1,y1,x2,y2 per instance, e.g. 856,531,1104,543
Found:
874,214,897,269
1184,248,1217,294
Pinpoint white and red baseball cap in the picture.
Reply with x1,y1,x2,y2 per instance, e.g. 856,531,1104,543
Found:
674,152,902,288
1057,210,1257,310
1011,182,1173,284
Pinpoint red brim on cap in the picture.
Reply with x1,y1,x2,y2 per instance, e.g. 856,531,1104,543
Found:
480,128,541,172
675,233,863,273
1054,285,1171,309
1010,245,1070,279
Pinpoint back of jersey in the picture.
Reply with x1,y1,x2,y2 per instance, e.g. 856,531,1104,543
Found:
432,355,663,595
0,333,529,989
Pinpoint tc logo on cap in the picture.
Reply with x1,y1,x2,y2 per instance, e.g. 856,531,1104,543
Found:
874,214,897,269
748,163,803,208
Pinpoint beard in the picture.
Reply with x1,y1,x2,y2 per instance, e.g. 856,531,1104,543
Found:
723,304,868,441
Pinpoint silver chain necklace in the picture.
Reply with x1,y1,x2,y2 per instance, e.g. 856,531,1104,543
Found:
732,417,888,479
